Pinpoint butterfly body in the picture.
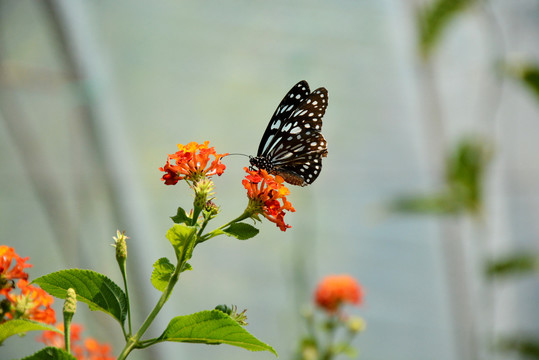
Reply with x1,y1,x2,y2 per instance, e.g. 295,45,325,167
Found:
249,80,328,186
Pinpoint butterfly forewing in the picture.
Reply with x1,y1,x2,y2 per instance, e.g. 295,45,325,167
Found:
251,80,329,186
257,81,311,156
265,87,328,161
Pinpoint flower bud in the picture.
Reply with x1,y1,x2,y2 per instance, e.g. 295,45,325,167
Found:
63,288,77,315
215,304,248,326
193,179,215,209
347,316,366,333
113,230,128,266
204,200,220,219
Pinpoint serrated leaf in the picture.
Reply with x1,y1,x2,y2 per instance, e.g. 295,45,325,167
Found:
33,269,127,325
417,0,476,58
21,346,77,360
160,310,277,356
166,224,197,262
152,258,176,292
171,206,192,224
223,223,259,240
0,319,61,344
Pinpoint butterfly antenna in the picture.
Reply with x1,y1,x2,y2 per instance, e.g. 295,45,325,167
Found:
224,153,250,158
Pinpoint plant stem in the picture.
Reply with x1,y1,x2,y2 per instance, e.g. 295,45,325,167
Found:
321,316,338,360
199,211,251,242
63,314,72,354
120,265,132,337
116,229,196,360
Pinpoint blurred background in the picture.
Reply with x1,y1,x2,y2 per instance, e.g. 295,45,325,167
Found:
1,0,539,359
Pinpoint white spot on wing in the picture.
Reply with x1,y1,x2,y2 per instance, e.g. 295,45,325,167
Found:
290,127,301,134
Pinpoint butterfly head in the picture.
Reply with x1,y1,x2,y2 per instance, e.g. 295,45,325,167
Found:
249,156,274,173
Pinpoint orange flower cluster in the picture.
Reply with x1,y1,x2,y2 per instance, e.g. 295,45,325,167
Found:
160,141,228,185
314,274,363,313
0,246,55,324
0,245,31,295
38,323,115,360
242,167,295,231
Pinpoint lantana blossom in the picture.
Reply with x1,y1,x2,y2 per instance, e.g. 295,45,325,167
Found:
242,167,295,231
314,274,363,313
159,141,228,185
0,245,32,295
38,323,115,360
3,279,56,324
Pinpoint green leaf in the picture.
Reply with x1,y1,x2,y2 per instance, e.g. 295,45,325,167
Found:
160,310,277,356
33,269,127,325
171,206,192,224
392,137,490,216
152,258,176,292
507,63,539,102
445,137,491,214
166,224,198,262
498,336,539,359
0,319,61,344
391,192,461,215
222,222,259,240
486,254,538,279
21,346,77,360
417,0,476,58
333,342,358,358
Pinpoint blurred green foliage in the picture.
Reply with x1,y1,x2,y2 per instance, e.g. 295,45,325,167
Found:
485,253,539,279
507,63,539,102
417,0,477,58
498,337,539,359
392,137,491,216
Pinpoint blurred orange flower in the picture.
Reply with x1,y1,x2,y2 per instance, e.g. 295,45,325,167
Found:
4,279,55,324
0,245,32,295
314,274,363,313
242,167,295,231
38,323,115,360
159,141,228,185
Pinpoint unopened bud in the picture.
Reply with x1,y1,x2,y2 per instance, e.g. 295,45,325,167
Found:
113,230,129,265
63,288,77,315
193,179,215,209
347,316,366,333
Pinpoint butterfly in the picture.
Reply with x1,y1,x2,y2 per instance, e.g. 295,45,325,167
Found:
249,80,328,186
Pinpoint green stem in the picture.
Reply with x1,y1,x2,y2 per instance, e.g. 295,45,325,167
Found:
63,312,73,354
120,264,132,337
199,210,252,242
196,214,211,239
321,316,338,360
116,232,196,360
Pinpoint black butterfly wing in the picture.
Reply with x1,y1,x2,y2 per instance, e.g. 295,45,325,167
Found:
257,81,311,156
264,87,329,185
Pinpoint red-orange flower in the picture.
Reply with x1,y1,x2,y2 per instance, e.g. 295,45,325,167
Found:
314,275,363,313
0,245,32,295
159,141,228,185
242,167,295,231
3,279,55,324
38,323,115,360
